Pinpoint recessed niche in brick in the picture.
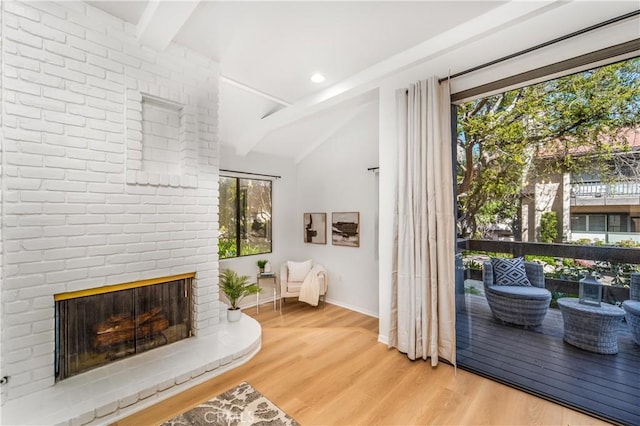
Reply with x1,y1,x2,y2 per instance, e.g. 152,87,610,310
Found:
126,88,198,188
141,96,183,176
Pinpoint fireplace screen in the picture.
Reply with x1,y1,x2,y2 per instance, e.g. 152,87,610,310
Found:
55,275,193,380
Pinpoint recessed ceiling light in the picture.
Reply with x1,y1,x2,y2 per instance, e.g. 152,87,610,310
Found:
310,73,325,83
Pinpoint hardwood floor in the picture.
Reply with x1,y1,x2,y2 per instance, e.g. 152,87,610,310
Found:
114,302,609,426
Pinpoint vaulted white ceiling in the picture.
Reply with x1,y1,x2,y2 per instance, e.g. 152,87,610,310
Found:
87,1,639,161
173,2,504,104
87,1,506,160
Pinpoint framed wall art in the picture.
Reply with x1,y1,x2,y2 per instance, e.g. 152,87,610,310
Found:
332,212,360,247
304,213,327,244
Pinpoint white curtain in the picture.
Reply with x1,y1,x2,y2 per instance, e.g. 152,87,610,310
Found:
389,77,456,365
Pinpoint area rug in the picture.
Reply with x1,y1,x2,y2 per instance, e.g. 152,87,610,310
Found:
162,382,300,426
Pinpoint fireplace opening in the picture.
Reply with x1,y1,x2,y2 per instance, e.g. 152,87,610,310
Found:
55,274,193,381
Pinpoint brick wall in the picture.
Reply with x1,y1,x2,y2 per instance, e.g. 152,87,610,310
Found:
1,0,5,406
1,1,220,401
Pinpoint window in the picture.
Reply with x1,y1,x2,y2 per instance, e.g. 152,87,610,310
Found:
218,176,272,259
588,215,606,232
571,214,615,232
607,214,628,233
455,57,639,241
453,37,640,425
570,215,587,231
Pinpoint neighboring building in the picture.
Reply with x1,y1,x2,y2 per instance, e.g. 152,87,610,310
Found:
522,128,640,243
570,173,640,244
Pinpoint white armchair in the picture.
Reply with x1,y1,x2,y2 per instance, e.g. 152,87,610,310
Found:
280,260,328,310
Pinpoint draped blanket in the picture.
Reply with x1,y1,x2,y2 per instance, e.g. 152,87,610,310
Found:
298,264,326,306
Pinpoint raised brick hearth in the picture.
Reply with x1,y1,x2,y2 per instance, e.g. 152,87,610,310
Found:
2,309,261,425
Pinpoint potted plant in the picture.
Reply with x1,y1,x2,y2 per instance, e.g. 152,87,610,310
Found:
257,259,267,273
220,269,261,322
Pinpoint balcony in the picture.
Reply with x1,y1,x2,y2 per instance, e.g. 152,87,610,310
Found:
456,239,640,425
571,180,640,206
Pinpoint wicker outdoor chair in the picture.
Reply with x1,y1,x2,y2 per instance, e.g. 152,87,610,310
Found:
483,260,552,327
622,273,640,346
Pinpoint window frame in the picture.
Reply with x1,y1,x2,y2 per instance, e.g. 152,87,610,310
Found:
219,175,273,259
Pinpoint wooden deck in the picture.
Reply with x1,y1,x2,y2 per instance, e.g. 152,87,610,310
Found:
457,290,640,426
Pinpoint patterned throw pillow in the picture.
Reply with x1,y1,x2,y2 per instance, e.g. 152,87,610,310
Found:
491,257,532,286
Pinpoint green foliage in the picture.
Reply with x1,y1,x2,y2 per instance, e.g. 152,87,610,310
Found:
540,211,558,243
617,240,640,248
462,246,639,288
572,238,592,245
219,176,272,259
525,254,555,265
257,259,267,268
463,258,482,270
240,241,271,256
550,291,565,308
457,58,640,237
218,236,237,259
465,285,482,295
218,231,272,260
219,269,261,310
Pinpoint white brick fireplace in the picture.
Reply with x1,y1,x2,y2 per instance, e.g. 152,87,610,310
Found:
0,1,261,423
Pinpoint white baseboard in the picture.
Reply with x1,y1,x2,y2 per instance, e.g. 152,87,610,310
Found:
324,297,379,319
240,296,277,310
243,296,380,324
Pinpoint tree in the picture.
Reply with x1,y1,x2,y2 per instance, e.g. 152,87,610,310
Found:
219,176,238,258
457,58,640,238
540,211,558,243
218,177,272,258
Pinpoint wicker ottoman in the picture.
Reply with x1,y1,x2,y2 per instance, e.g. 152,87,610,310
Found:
557,298,625,354
485,285,551,327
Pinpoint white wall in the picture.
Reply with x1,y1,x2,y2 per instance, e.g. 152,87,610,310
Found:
218,145,298,308
377,87,398,343
294,101,380,317
219,102,379,317
0,0,219,401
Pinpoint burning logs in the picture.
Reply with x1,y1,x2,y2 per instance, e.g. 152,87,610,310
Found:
94,307,169,350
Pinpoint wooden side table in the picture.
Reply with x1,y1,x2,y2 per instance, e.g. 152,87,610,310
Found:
557,297,625,354
256,273,277,313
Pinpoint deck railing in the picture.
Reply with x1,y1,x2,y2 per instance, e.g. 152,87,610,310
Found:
457,239,640,302
457,239,639,264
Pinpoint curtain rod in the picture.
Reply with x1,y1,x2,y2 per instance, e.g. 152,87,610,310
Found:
438,9,640,84
368,167,379,171
219,169,281,179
